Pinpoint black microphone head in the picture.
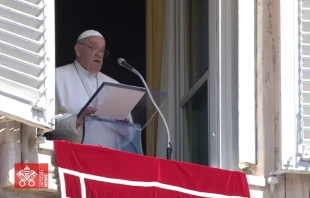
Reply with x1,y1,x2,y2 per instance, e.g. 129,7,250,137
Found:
117,57,135,72
118,58,126,66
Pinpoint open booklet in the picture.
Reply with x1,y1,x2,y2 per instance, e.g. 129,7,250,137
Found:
78,81,168,131
78,82,146,121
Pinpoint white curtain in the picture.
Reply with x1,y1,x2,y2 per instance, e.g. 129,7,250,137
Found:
156,0,187,160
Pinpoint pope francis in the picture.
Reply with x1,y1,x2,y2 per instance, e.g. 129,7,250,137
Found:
50,30,134,150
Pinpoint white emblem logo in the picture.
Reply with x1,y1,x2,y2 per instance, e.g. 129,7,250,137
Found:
16,165,38,187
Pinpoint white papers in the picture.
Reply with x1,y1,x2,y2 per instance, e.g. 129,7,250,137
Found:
93,83,145,120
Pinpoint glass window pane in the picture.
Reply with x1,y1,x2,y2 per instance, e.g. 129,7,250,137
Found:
184,81,208,165
188,0,209,87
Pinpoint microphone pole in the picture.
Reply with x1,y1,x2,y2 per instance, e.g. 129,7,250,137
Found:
117,58,172,160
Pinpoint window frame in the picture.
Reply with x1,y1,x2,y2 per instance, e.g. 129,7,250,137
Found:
180,0,218,167
237,0,256,166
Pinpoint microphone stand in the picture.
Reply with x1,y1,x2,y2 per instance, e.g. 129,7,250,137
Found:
119,59,172,160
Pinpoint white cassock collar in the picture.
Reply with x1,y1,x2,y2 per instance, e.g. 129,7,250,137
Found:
74,60,97,77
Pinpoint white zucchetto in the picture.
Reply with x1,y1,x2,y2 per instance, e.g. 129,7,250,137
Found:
76,30,103,42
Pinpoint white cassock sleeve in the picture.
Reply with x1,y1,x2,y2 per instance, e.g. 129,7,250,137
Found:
52,83,83,142
54,113,79,135
52,70,81,138
52,112,84,143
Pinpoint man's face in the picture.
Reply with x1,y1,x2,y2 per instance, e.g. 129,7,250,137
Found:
75,36,106,74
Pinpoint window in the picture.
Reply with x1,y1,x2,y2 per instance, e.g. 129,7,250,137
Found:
182,0,216,166
188,0,209,88
185,81,208,165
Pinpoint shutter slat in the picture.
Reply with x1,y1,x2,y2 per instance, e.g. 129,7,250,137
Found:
0,64,45,88
0,76,43,99
0,28,45,53
0,53,44,76
303,94,310,103
0,40,44,64
304,129,310,139
0,4,44,29
303,106,310,117
23,0,43,6
0,17,44,40
0,0,45,16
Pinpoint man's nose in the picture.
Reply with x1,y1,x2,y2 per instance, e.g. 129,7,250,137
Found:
95,51,103,57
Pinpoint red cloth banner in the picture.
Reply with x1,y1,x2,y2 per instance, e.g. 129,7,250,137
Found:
54,140,250,198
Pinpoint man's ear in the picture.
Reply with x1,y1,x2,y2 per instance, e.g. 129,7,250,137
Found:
74,44,81,57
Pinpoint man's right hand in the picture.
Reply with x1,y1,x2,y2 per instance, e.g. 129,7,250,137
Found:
76,106,97,128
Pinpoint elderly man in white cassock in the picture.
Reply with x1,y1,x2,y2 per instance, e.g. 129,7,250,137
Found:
51,30,134,150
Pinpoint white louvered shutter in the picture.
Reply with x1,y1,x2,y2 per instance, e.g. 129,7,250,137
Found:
300,0,310,160
0,0,55,131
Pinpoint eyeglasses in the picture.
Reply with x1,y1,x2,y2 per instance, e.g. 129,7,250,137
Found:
79,43,110,57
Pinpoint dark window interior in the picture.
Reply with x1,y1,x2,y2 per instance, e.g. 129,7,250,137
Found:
54,0,147,153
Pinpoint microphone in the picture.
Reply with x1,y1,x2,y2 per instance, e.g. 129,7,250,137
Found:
118,58,135,72
118,58,172,160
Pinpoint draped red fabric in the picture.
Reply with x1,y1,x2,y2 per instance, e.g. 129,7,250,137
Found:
54,140,250,198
